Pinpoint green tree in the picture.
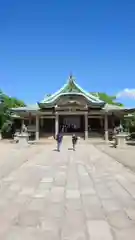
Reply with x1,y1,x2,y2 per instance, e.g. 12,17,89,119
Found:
91,92,124,106
0,90,25,128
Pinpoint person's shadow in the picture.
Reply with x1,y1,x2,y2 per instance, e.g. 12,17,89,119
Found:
53,148,74,151
53,149,59,151
68,147,73,151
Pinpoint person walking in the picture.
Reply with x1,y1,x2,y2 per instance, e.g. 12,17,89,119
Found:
72,134,78,151
56,132,63,152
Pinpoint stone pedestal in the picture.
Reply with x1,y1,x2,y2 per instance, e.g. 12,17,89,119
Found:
105,130,109,142
14,132,29,146
116,133,128,147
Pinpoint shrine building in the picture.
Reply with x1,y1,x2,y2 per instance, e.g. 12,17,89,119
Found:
11,75,133,141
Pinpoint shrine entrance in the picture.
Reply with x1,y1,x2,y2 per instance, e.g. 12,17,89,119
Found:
59,115,85,133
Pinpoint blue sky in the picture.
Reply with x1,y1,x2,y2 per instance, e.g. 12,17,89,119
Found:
0,0,135,106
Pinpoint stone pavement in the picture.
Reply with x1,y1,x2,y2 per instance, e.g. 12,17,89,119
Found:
0,140,135,239
95,143,135,172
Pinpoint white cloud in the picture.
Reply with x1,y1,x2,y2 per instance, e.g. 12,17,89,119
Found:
116,88,135,99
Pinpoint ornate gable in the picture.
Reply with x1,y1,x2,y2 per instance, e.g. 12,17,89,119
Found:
56,95,87,107
39,75,105,108
62,75,81,93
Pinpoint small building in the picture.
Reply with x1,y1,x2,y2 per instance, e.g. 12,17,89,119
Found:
11,75,134,141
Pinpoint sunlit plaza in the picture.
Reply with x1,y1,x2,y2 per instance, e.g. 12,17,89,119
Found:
0,138,135,239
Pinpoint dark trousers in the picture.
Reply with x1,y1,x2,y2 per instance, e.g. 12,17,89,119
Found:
72,141,77,151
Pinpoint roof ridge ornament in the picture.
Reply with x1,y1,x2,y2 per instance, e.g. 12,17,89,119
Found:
68,73,75,84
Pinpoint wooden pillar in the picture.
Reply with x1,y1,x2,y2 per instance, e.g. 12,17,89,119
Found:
104,113,108,141
84,112,88,139
40,118,44,128
21,119,24,132
55,113,59,137
100,117,103,135
111,113,114,128
35,115,39,141
29,113,32,125
100,117,103,128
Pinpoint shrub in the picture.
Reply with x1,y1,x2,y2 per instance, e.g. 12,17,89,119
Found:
1,120,14,139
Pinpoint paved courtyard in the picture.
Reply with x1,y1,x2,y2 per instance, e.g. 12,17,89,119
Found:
95,142,135,172
0,140,135,239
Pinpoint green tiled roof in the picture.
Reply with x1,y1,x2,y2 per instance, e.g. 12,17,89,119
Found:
10,76,134,114
103,104,125,111
11,104,40,112
39,75,104,106
10,113,21,118
103,104,135,113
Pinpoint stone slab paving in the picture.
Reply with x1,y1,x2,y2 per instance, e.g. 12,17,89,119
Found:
0,140,135,239
95,143,135,172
